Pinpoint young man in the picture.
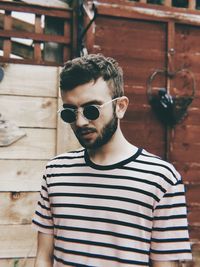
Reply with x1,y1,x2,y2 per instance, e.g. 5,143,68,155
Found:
33,54,192,267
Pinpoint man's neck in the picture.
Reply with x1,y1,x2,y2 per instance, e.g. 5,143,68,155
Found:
87,129,138,166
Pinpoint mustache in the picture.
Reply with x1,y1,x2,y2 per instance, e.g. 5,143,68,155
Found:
75,127,97,135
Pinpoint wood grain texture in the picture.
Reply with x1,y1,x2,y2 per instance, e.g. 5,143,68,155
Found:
0,160,46,191
0,258,35,267
0,95,57,128
0,128,56,160
0,224,37,258
89,2,200,250
0,64,59,97
0,192,39,225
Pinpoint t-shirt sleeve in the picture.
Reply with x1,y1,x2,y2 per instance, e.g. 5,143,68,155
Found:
150,179,192,261
32,173,54,234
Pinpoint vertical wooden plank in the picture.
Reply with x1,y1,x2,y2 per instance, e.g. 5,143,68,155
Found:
164,0,172,7
63,20,70,62
165,21,175,161
71,0,79,57
139,0,147,3
188,0,196,10
3,10,12,58
34,14,42,63
84,2,96,54
167,21,175,74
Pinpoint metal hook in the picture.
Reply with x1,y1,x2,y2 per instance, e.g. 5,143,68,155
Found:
146,68,196,126
78,1,97,56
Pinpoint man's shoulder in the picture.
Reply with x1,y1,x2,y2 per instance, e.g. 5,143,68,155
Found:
47,148,85,166
138,148,181,184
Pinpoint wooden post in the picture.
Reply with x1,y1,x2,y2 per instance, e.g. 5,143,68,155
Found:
164,0,172,7
71,0,79,58
167,21,175,74
188,0,196,10
63,20,69,62
34,14,42,63
139,0,147,3
165,20,175,161
3,10,12,58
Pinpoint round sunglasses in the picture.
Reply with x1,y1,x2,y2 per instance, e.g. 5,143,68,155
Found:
58,97,120,124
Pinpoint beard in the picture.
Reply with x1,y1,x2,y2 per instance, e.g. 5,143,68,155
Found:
74,114,118,149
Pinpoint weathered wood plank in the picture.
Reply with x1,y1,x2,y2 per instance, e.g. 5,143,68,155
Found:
0,192,39,225
94,18,166,87
121,121,165,158
34,14,43,63
0,160,46,191
188,206,200,228
175,24,200,53
0,128,56,159
0,95,57,128
186,184,200,206
189,226,200,240
164,0,172,7
0,224,37,258
178,108,200,125
21,0,69,9
95,1,200,25
0,258,35,267
0,12,34,32
3,11,12,58
95,16,166,51
191,243,200,266
171,125,200,143
170,143,200,163
174,162,200,184
0,2,71,18
0,64,59,97
0,29,70,44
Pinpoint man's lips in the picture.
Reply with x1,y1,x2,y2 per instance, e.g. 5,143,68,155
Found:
76,128,96,137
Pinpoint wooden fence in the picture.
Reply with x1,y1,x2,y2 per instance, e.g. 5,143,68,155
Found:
0,1,73,65
0,0,200,266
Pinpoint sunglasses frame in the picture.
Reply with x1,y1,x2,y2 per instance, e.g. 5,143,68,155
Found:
58,97,121,124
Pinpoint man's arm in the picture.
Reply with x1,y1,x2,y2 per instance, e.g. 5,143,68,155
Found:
34,232,54,267
152,261,179,267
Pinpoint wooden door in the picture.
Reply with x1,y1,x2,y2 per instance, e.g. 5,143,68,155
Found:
0,63,79,266
85,1,200,264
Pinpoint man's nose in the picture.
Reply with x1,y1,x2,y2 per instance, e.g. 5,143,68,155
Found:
75,110,89,127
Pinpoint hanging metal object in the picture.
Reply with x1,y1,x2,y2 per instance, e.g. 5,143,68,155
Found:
77,0,97,56
147,68,196,127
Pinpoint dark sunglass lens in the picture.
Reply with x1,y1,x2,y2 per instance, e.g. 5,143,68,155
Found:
61,109,76,123
83,105,100,120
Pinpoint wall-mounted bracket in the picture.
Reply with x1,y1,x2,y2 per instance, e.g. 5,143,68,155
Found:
147,68,196,127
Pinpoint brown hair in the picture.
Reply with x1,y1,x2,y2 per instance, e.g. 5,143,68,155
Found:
60,54,124,98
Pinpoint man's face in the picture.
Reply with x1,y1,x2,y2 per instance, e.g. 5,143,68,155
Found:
61,78,119,149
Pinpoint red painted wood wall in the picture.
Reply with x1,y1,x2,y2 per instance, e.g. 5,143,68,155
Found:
85,1,200,265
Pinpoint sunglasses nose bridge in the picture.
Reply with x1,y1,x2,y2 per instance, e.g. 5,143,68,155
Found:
75,107,89,125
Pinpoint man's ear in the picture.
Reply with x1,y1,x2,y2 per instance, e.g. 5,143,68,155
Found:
115,96,129,119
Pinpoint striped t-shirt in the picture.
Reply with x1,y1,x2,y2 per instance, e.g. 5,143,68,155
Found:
32,148,192,266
